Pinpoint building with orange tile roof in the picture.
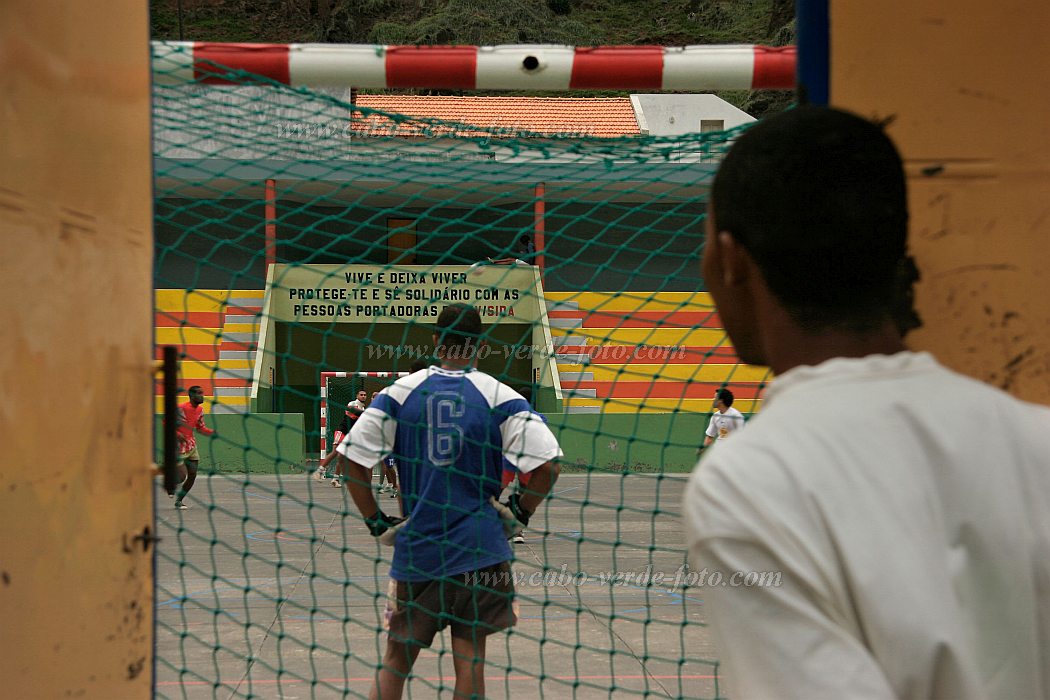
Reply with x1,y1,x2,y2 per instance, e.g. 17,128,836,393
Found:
351,95,641,139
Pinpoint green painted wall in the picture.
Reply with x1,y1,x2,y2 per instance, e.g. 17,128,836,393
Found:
155,410,721,474
546,412,711,473
155,412,306,473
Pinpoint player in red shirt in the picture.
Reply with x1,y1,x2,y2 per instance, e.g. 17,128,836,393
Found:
171,385,215,509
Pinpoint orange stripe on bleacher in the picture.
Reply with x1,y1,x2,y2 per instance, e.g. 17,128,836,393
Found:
153,311,224,328
153,345,220,362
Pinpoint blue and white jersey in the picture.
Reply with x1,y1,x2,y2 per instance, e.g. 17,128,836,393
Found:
337,366,563,582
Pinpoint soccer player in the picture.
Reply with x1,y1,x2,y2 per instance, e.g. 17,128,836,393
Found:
683,106,1050,699
336,303,562,700
372,390,399,496
171,385,215,510
324,389,370,487
317,404,362,484
698,388,745,454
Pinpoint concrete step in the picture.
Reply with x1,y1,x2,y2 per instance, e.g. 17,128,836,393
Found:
549,317,583,329
561,388,597,398
551,335,588,347
219,350,255,361
220,332,259,343
556,354,590,364
214,386,252,397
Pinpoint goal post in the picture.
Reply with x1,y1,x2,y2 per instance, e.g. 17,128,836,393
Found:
320,371,409,459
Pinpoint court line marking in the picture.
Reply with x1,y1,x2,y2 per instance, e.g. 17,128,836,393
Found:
158,673,719,687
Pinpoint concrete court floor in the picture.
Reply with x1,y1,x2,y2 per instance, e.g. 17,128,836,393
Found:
154,473,723,700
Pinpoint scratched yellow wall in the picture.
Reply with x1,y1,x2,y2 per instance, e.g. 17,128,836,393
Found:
0,1,153,698
832,0,1050,404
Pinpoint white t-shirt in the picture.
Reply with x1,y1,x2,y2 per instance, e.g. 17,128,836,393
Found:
705,406,745,440
683,351,1050,700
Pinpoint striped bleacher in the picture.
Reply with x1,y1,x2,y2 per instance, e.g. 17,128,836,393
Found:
154,289,264,414
545,292,771,414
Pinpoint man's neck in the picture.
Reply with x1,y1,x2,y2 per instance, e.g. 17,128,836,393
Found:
764,322,907,376
439,359,474,371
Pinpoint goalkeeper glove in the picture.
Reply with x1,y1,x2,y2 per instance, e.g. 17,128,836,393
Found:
490,495,532,538
364,510,408,546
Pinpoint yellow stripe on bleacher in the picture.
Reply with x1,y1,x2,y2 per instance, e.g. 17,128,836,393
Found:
546,291,715,312
223,323,260,333
155,289,231,313
155,327,222,345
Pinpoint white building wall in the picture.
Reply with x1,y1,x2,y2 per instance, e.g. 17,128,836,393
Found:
630,94,755,136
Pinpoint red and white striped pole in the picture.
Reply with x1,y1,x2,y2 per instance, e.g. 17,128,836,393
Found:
153,42,795,91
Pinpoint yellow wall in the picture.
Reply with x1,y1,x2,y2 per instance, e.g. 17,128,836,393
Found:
0,1,153,697
832,0,1050,405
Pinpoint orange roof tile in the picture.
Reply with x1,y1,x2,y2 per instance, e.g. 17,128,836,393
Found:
351,95,639,138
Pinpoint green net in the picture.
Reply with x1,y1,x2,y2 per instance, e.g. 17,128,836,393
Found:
153,46,770,699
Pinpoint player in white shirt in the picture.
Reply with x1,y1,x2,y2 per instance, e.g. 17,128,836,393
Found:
348,389,368,412
700,388,745,453
684,106,1050,700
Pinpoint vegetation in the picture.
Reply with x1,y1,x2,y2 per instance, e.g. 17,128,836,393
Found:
150,0,794,115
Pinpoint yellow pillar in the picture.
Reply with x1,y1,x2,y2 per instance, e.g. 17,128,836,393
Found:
832,0,1050,404
0,1,154,697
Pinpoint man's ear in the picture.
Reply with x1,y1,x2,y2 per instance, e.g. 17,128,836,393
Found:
716,231,751,287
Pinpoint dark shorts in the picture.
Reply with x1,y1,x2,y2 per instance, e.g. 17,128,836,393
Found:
384,561,517,647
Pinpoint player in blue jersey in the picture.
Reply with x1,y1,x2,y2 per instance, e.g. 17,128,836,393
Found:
335,303,562,700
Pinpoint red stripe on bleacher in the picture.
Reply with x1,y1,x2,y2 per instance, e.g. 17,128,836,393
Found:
224,307,262,317
563,381,766,400
154,311,224,327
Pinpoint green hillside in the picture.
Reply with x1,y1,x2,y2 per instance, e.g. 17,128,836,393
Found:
150,0,794,115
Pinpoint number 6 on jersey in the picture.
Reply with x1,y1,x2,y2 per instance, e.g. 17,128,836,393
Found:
427,392,465,466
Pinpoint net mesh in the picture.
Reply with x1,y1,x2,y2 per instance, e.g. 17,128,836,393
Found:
322,373,408,458
153,44,770,699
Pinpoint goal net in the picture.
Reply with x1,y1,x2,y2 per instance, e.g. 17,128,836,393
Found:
151,40,780,699
320,371,409,458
